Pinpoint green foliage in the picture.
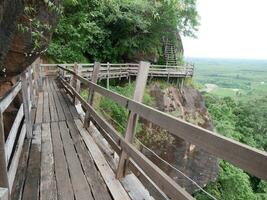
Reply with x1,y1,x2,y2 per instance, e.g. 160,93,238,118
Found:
48,0,199,63
194,93,267,200
17,1,62,51
82,82,154,134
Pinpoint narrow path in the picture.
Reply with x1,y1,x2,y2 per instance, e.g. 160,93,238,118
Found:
11,77,130,200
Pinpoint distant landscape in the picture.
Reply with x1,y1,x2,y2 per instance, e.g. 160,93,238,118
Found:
187,58,267,100
185,58,267,199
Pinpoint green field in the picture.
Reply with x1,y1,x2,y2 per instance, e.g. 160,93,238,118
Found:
186,58,267,100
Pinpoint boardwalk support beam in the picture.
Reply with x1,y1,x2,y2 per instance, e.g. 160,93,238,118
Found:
116,61,150,179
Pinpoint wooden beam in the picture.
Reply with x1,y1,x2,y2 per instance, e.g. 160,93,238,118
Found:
0,188,8,200
0,111,9,197
21,72,32,138
5,104,23,163
84,62,100,128
116,61,150,179
107,62,110,89
8,124,26,190
74,64,82,105
57,63,267,181
75,119,132,200
89,119,169,200
0,82,21,113
28,67,36,108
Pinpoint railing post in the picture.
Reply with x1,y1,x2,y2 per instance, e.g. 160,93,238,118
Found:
33,62,39,99
119,65,122,80
74,64,82,105
116,61,150,179
107,62,110,89
84,62,101,128
0,188,8,200
0,111,9,196
72,63,78,87
28,66,36,108
36,60,42,91
22,71,32,138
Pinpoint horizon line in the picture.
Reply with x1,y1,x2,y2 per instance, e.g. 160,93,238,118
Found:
184,56,267,61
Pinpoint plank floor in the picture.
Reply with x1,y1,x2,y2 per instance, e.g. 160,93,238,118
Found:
11,77,120,200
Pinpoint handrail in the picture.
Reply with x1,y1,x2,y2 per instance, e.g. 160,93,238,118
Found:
0,82,22,112
0,61,39,196
58,76,193,200
57,64,267,182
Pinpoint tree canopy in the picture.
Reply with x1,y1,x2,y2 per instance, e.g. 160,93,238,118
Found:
195,94,267,200
47,0,199,63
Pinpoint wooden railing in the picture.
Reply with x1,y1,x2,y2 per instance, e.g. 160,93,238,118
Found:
0,60,40,197
41,62,194,81
57,62,267,200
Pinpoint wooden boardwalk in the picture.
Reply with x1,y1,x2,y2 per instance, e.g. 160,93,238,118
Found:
1,60,267,200
11,78,130,200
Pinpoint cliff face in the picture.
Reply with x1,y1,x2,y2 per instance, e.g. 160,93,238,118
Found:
138,83,219,194
0,0,61,80
0,0,61,139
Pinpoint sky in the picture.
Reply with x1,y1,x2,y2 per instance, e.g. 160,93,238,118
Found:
182,0,267,59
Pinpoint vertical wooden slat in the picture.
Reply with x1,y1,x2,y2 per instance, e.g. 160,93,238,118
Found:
74,64,82,105
72,63,78,89
0,111,9,197
116,61,150,179
84,62,100,128
28,66,36,108
107,62,110,90
36,60,42,91
33,62,39,99
22,72,32,138
0,188,8,200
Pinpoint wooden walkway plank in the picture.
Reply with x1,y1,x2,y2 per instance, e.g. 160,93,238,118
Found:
58,121,94,200
22,125,41,200
60,89,79,119
55,86,73,120
49,92,58,122
50,81,66,121
50,122,74,200
74,119,131,200
40,123,57,200
66,120,112,200
47,80,59,122
34,92,43,124
43,92,50,123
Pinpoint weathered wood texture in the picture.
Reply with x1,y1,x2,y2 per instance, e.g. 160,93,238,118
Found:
0,188,8,200
11,78,117,200
58,65,267,181
58,76,193,199
0,112,9,191
5,104,23,163
21,71,32,138
84,62,100,128
117,61,150,178
44,63,194,80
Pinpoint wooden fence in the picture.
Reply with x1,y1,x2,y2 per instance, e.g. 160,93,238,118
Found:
57,62,267,200
41,63,194,81
0,60,40,196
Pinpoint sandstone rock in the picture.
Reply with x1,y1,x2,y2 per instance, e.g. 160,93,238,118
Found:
138,84,219,194
0,0,61,79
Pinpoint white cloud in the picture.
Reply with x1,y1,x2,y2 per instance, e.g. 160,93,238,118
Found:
182,0,267,59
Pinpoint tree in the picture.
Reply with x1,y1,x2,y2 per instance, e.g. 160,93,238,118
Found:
47,0,199,63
